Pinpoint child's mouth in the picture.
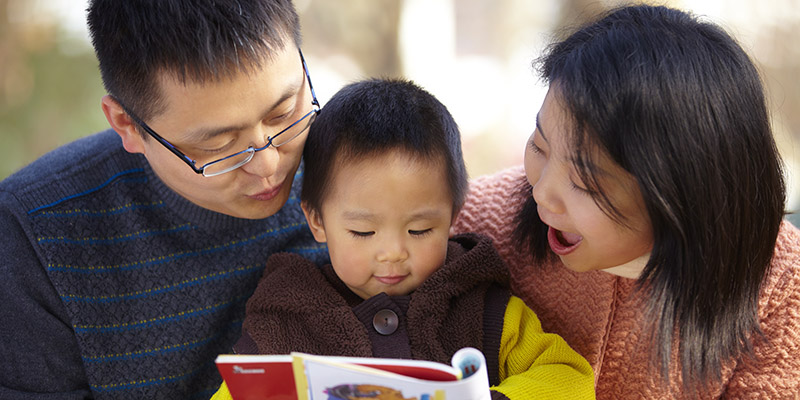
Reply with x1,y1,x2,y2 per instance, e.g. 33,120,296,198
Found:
547,226,583,255
375,275,406,285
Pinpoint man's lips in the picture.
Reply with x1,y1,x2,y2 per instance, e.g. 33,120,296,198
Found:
547,226,583,255
248,183,283,201
374,275,407,285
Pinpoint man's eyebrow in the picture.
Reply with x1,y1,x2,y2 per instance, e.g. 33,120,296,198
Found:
182,76,304,143
535,112,548,143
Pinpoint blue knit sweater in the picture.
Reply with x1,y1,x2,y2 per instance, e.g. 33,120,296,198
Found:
0,130,328,399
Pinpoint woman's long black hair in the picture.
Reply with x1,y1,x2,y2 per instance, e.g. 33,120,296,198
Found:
514,4,786,391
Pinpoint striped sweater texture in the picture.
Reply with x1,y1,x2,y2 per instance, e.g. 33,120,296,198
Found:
0,130,327,399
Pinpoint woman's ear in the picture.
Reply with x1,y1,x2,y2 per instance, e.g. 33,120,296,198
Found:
301,202,327,243
101,95,145,154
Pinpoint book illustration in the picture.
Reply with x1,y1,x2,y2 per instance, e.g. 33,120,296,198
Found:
323,383,434,400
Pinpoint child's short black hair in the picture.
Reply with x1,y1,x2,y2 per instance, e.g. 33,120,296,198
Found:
302,78,467,214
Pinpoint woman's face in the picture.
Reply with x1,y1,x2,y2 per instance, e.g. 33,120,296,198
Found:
523,88,654,276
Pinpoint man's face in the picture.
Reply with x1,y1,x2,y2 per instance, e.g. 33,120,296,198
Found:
135,45,312,219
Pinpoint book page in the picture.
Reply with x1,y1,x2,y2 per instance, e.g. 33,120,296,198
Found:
293,348,491,400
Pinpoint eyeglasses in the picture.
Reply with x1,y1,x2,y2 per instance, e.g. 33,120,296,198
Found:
118,49,320,177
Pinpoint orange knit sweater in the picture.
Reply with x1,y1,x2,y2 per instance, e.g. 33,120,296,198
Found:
453,166,800,399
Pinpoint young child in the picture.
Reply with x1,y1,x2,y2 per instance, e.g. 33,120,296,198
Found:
213,78,594,399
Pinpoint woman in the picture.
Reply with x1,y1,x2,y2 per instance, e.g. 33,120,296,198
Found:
453,4,800,398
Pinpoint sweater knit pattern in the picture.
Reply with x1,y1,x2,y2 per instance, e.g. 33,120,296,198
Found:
0,130,328,399
452,165,800,399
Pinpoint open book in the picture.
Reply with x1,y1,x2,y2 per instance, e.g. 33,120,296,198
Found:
215,347,491,400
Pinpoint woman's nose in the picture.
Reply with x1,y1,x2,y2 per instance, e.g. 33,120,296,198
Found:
531,166,566,215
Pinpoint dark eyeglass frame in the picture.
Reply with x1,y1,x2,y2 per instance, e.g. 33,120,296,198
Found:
117,49,320,177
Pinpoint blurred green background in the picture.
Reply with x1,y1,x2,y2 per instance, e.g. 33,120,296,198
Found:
0,0,108,178
2,0,799,222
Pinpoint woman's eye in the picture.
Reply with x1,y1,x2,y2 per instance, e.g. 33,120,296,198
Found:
529,140,543,155
569,181,593,196
409,229,432,237
349,230,374,238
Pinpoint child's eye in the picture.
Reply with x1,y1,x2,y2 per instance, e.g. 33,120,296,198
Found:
409,229,432,237
348,230,374,238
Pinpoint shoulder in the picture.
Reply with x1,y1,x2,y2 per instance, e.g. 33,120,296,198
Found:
463,166,526,208
249,253,336,312
0,130,144,213
772,220,800,265
260,252,322,285
454,166,528,265
2,130,123,190
455,165,526,231
445,233,509,273
760,221,800,314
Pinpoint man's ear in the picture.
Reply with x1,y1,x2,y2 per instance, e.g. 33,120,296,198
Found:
301,201,327,243
101,95,145,154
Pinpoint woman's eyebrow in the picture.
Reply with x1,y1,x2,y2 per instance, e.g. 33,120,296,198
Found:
536,112,548,143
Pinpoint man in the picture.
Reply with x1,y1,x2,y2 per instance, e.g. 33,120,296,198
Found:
0,1,327,398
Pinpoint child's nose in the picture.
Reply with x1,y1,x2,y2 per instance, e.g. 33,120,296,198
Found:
376,238,409,263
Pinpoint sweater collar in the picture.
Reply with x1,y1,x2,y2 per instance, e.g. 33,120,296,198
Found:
142,160,307,232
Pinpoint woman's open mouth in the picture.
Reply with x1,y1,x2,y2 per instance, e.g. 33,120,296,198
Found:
547,226,583,255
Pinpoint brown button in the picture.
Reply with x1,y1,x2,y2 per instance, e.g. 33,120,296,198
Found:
372,309,399,335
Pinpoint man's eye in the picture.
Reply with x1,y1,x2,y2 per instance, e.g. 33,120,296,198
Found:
269,108,296,125
199,146,227,154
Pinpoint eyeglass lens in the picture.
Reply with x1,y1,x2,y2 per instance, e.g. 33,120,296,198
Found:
200,111,317,177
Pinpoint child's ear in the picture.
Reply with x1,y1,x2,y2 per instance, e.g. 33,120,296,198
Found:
301,202,328,243
448,206,462,237
101,95,145,154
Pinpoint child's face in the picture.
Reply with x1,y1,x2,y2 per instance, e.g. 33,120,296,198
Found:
524,88,653,276
303,151,454,299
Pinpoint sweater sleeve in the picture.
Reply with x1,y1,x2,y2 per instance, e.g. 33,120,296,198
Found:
721,222,800,398
491,296,595,400
0,190,91,399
